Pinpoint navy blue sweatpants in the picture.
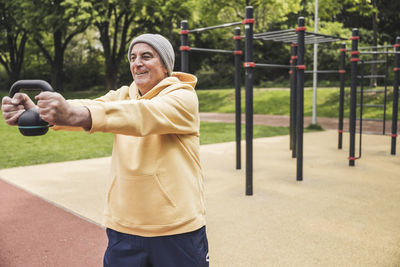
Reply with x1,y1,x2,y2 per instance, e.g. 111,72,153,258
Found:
103,226,209,267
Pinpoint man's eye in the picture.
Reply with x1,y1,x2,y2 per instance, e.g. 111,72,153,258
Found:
130,56,136,62
142,55,151,60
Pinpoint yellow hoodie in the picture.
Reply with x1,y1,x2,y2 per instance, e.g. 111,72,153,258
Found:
55,72,206,237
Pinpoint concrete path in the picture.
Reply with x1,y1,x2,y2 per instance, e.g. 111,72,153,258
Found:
1,131,400,266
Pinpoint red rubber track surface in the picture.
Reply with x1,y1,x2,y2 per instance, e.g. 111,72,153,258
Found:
0,179,107,267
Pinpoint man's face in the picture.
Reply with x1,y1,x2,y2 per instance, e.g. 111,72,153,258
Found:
129,43,168,95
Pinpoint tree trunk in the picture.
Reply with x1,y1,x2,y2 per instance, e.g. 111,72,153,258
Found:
105,61,118,90
96,3,135,91
10,69,20,84
1,31,27,86
51,63,64,92
52,30,65,91
14,32,27,82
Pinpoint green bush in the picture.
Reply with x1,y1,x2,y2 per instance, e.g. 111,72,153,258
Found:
195,63,235,89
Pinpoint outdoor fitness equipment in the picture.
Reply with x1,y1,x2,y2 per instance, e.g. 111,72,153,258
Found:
338,43,347,149
9,80,54,136
182,8,306,192
301,43,347,150
348,29,360,166
180,18,244,171
347,32,400,165
180,7,256,194
392,37,400,155
249,17,345,182
182,6,258,194
181,6,345,195
358,39,400,155
358,46,390,135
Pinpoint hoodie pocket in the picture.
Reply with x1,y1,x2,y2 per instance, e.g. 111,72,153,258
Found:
108,174,177,226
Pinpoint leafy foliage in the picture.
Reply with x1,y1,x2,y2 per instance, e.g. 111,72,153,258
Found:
0,0,399,91
0,0,28,86
18,0,94,90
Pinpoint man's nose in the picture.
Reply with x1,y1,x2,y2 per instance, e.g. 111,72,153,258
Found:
131,57,143,67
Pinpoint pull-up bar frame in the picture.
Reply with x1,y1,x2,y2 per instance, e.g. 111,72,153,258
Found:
181,6,346,194
189,47,234,54
180,15,244,173
253,30,346,45
188,21,242,33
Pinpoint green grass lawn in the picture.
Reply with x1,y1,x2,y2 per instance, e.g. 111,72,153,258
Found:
0,121,114,169
200,122,289,145
0,113,290,169
197,87,396,120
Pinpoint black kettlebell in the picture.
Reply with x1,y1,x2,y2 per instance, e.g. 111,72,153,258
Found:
9,80,55,136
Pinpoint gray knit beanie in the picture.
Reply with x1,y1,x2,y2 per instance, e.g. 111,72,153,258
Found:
128,34,175,76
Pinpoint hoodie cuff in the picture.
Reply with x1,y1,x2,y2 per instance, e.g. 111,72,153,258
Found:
85,104,108,134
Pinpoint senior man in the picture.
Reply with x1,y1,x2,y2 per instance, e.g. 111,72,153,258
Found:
1,34,209,267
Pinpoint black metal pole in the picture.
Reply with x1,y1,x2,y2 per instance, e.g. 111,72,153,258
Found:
244,6,254,195
349,29,359,166
290,44,298,158
358,60,364,160
296,17,305,181
234,27,242,169
391,37,400,155
383,47,389,135
180,20,189,73
338,43,346,149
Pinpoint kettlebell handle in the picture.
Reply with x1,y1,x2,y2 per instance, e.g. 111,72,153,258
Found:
9,80,54,97
8,80,55,136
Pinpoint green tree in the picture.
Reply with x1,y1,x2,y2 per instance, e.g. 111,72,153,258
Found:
0,0,28,85
92,0,192,90
20,0,93,91
192,0,302,31
376,0,400,43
